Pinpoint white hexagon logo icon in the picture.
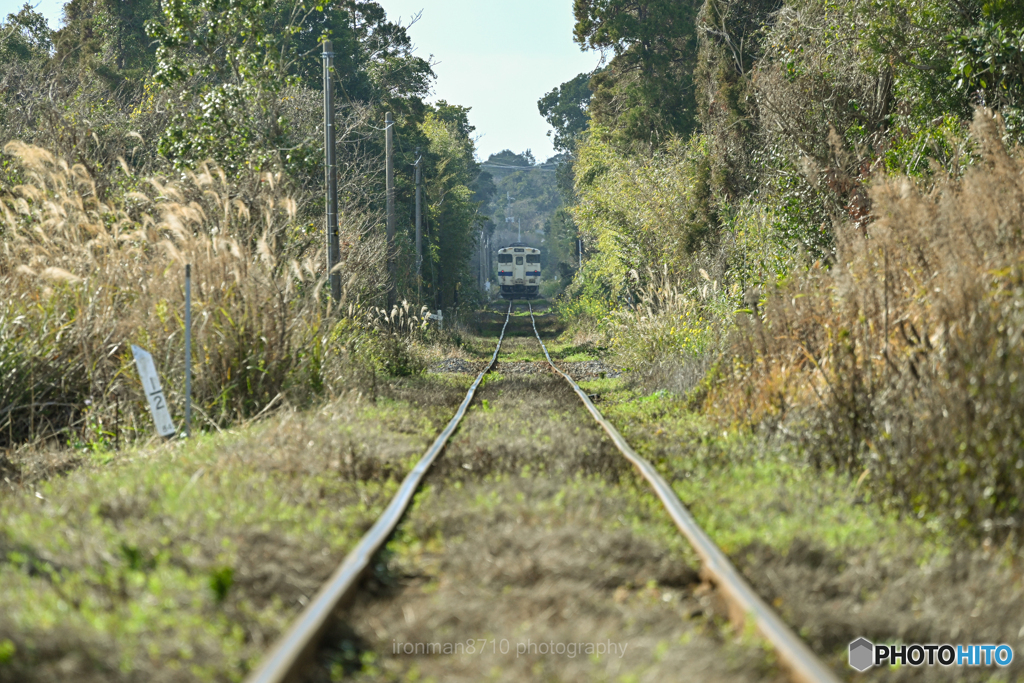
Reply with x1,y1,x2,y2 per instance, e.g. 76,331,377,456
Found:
849,638,874,672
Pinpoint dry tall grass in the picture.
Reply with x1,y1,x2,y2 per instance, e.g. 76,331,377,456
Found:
606,267,734,395
716,109,1024,535
0,142,394,448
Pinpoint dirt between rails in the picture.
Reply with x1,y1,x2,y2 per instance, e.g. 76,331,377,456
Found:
430,358,621,380
299,315,784,682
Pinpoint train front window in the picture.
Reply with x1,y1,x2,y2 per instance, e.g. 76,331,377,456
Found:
526,255,540,263
498,254,512,263
515,257,523,265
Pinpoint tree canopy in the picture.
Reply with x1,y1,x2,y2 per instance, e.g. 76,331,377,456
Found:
537,71,594,154
572,0,702,148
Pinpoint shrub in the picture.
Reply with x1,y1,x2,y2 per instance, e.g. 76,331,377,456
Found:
715,109,1024,536
570,130,718,296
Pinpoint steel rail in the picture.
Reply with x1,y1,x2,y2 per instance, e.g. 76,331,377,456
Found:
244,302,514,683
527,302,841,683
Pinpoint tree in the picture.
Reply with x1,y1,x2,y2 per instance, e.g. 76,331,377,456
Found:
0,4,52,64
420,106,486,309
573,0,702,149
537,71,594,154
51,0,162,92
486,149,535,167
147,0,434,174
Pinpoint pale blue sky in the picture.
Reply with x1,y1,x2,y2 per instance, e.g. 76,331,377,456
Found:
6,0,602,162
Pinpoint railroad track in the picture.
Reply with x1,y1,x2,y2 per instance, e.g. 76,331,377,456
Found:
244,301,841,683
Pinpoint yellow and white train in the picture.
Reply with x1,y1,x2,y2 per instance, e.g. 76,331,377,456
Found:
496,242,541,300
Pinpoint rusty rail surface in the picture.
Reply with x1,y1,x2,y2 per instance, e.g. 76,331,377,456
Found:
527,302,841,683
243,302,513,683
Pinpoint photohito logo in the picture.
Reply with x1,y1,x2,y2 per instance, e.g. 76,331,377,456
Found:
848,638,1014,671
849,638,873,672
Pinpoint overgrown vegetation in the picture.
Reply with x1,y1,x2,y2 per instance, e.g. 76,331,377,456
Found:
0,139,449,448
0,0,493,449
0,379,472,682
547,0,1024,539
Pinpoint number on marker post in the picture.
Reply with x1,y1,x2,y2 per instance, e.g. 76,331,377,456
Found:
131,345,177,437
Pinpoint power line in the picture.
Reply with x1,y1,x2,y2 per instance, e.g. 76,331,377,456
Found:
480,163,559,172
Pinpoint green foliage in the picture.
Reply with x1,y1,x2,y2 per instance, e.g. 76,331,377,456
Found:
571,130,717,296
420,106,486,311
537,71,595,154
554,0,1024,542
0,5,52,64
605,275,725,377
950,20,1024,139
148,0,304,171
573,0,702,149
54,0,160,86
208,566,234,602
146,0,434,175
555,257,616,324
544,207,581,291
879,114,972,177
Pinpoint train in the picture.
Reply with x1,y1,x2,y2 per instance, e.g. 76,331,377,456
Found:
496,242,541,299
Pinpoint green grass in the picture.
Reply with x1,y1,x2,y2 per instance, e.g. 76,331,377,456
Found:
0,382,463,681
578,378,949,561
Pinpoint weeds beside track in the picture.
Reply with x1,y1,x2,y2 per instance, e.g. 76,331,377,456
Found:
246,301,840,683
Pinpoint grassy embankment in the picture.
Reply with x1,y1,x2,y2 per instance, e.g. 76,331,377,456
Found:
3,294,1021,683
0,303,773,683
0,373,476,682
462,304,1024,681
0,140,460,681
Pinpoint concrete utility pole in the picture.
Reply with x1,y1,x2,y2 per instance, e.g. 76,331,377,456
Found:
322,40,340,302
385,111,396,309
414,151,422,301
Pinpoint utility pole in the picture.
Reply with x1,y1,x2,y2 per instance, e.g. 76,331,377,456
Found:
414,150,422,302
385,111,396,309
322,40,340,302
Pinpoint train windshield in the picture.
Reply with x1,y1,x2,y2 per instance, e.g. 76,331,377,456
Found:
515,257,523,265
526,255,540,263
497,254,512,263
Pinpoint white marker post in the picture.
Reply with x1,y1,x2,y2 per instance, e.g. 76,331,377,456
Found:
131,345,177,438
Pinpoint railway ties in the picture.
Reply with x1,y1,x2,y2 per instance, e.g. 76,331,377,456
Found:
244,301,841,683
